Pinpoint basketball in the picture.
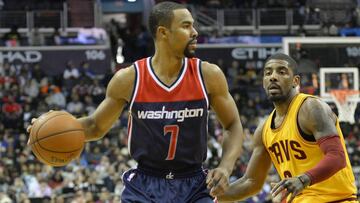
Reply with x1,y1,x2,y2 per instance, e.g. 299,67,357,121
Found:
28,111,85,167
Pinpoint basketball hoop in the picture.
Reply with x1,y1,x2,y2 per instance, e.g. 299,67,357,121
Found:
330,90,360,124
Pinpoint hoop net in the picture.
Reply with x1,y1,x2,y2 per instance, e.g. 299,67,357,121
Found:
330,90,360,124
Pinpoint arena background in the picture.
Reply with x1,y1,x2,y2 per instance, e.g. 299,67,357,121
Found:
0,0,359,202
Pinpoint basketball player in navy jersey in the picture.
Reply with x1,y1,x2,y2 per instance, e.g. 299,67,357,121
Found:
27,2,244,202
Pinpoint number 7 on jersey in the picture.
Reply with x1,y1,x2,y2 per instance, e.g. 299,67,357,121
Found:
163,125,179,160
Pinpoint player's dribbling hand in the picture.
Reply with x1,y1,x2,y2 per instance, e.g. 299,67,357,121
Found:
206,167,230,197
271,177,307,203
26,118,37,145
26,110,53,145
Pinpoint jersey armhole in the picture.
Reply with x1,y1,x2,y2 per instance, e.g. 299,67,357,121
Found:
296,97,316,142
261,114,271,147
129,62,140,110
197,59,209,109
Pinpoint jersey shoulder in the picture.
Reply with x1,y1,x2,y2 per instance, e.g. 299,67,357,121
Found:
200,61,227,95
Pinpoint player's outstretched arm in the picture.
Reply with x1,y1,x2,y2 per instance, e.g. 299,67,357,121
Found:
271,98,347,202
217,121,272,202
78,66,135,142
201,62,245,196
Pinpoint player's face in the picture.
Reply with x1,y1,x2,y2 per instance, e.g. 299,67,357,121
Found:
168,9,198,58
263,59,298,102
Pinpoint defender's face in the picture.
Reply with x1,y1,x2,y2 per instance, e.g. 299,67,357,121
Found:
263,59,297,102
168,9,198,57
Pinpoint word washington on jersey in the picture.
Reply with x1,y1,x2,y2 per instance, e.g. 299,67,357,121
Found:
137,106,204,122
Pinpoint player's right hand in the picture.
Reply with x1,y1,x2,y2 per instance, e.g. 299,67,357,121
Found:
27,118,37,145
26,110,53,144
26,118,37,134
206,167,230,197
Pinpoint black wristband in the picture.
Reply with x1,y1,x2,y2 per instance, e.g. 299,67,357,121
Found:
297,176,307,188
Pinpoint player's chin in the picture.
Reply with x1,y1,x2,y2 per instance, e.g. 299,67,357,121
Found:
267,90,281,98
184,49,196,58
268,94,286,102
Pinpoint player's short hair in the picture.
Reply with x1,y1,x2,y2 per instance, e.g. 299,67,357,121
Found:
265,53,299,74
148,1,186,39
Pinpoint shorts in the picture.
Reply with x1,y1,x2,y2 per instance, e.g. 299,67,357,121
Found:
121,167,214,203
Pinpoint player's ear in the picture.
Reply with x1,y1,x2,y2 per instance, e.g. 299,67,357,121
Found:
293,75,300,88
157,26,168,39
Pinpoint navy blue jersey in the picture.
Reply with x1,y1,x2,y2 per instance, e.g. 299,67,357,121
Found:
128,57,209,170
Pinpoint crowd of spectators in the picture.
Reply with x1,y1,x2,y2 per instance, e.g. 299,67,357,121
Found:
0,0,359,202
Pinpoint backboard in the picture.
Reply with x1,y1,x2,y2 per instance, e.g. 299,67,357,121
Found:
319,67,359,102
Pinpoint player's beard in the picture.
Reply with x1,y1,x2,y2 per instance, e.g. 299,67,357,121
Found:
184,39,196,58
268,94,287,102
267,89,290,102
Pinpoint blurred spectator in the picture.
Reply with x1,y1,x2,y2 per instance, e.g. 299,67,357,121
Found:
66,93,84,116
0,191,12,203
328,24,339,36
107,18,121,60
84,191,94,202
63,61,80,93
72,80,89,99
99,187,111,202
79,61,104,81
83,95,96,115
45,85,66,109
50,28,62,45
53,196,65,203
10,177,27,200
38,180,52,198
23,79,40,99
87,146,102,166
23,169,41,198
2,96,23,129
48,170,64,191
31,64,45,84
2,25,21,47
339,73,350,89
227,60,240,90
245,65,257,85
89,79,105,104
70,190,86,203
113,179,124,197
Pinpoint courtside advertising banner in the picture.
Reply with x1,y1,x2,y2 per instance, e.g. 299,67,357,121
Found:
0,46,111,76
196,44,282,70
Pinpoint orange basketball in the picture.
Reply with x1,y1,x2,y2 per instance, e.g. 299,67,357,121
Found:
29,111,85,167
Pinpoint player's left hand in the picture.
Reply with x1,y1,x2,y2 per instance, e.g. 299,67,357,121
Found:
271,177,307,203
206,167,230,197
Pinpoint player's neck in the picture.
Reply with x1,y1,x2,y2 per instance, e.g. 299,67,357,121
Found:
152,52,184,78
273,91,298,116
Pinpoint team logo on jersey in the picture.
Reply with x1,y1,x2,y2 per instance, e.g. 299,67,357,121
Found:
268,139,307,164
137,106,204,122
